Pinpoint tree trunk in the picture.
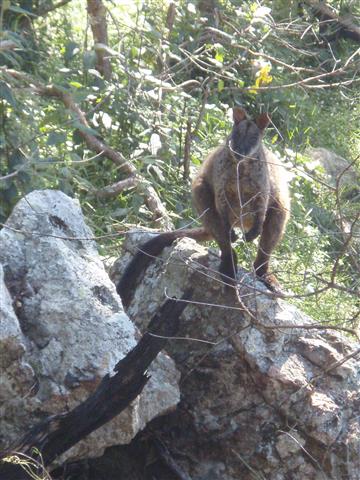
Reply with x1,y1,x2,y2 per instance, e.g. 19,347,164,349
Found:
87,0,112,80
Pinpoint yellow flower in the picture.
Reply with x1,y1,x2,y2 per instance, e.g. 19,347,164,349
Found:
249,65,273,94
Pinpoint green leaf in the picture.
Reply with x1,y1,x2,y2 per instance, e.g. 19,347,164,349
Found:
187,3,196,14
8,5,36,16
8,150,26,171
148,164,165,182
0,51,21,69
191,157,201,166
47,132,67,146
64,41,80,62
112,207,130,218
69,81,83,89
18,171,31,184
83,51,96,70
1,0,11,12
0,81,16,107
218,79,224,92
70,152,82,162
3,183,18,203
101,112,112,129
73,121,100,137
88,68,102,79
215,51,224,63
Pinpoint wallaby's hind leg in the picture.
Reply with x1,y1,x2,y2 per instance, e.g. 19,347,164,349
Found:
253,200,289,288
193,178,237,281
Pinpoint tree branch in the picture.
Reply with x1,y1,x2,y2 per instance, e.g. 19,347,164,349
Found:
34,0,73,17
0,40,18,52
87,0,112,80
0,67,173,229
94,176,138,198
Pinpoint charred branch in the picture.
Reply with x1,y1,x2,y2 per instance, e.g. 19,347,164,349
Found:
0,290,192,480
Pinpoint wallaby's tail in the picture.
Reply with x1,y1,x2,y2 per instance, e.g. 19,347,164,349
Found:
117,228,210,308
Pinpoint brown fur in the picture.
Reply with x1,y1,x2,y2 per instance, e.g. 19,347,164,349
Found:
117,108,290,307
192,107,290,282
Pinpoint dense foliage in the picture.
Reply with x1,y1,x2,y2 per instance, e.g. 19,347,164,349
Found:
0,0,359,329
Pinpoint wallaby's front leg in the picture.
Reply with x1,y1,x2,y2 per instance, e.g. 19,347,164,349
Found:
215,191,238,281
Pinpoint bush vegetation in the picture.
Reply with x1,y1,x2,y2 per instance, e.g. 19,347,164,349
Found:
0,0,359,330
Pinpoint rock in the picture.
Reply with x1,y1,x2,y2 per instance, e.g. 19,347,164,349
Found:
275,431,305,459
305,147,359,192
0,190,180,461
110,231,360,480
0,264,36,447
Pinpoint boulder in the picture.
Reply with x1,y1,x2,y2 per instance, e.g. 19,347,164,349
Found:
0,190,180,461
305,147,359,192
110,231,360,480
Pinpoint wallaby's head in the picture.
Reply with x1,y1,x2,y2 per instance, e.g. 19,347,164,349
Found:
230,107,270,159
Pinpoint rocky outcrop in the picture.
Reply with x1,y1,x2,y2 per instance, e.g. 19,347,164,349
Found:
110,231,360,480
0,190,180,461
1,190,359,479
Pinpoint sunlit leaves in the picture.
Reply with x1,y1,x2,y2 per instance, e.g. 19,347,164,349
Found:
0,0,358,326
69,81,83,88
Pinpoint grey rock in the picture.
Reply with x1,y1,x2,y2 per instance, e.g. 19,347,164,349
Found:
111,231,360,480
0,190,180,461
0,264,36,446
275,431,305,459
305,147,359,190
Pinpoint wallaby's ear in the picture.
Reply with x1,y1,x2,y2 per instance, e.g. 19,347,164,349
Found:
233,107,247,124
256,113,270,130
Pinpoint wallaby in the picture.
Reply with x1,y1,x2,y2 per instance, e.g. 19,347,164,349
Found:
117,107,290,307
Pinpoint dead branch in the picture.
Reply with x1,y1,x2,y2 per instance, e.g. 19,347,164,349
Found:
160,79,201,92
330,213,360,285
166,1,177,39
94,176,138,198
0,40,18,52
0,290,193,480
304,0,360,44
333,157,360,276
34,0,73,17
205,26,316,73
